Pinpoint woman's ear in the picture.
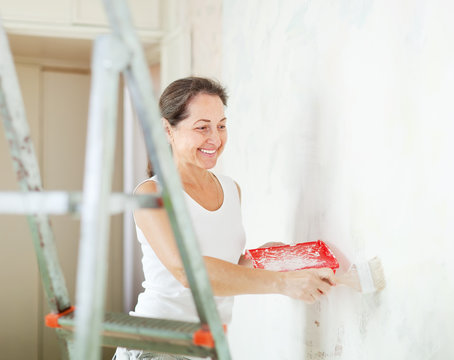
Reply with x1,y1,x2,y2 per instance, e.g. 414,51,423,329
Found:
162,118,172,142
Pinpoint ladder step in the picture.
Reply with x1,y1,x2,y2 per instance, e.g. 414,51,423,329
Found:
0,191,163,214
54,311,217,358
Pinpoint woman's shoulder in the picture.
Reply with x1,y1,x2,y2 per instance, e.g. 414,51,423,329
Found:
134,176,159,194
214,173,241,202
214,173,237,187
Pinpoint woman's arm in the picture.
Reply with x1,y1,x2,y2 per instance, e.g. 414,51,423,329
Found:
204,256,334,303
134,181,335,304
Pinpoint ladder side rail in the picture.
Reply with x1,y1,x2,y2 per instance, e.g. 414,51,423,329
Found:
0,191,162,214
101,1,231,359
55,328,75,360
73,34,130,360
0,17,71,313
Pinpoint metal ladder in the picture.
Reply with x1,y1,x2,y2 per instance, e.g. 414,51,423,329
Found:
0,1,231,359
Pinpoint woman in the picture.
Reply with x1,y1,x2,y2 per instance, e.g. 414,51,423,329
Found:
115,77,335,360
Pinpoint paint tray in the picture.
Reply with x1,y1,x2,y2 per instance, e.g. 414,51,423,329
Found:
245,240,339,272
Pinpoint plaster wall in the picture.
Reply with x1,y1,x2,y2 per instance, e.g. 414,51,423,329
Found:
221,1,454,359
189,0,223,79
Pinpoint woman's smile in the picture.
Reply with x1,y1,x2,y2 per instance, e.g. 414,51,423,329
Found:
199,148,217,156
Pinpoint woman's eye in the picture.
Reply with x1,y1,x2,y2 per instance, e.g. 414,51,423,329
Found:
218,125,226,130
196,126,207,130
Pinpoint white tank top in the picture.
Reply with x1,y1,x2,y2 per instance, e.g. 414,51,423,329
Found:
131,173,246,324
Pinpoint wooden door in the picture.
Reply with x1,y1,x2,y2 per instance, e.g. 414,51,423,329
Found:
0,63,124,360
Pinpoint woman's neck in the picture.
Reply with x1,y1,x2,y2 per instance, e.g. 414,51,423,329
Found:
177,162,212,188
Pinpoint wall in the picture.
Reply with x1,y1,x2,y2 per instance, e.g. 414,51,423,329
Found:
159,0,222,87
222,1,454,359
189,0,223,78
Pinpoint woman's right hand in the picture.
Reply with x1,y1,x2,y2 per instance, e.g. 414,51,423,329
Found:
277,267,335,304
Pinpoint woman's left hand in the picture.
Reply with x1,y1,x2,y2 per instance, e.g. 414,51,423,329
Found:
258,242,286,248
238,242,286,267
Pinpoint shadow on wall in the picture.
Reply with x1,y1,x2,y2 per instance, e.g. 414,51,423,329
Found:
291,94,358,359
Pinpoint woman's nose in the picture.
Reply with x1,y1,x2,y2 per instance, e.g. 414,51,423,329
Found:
207,128,221,146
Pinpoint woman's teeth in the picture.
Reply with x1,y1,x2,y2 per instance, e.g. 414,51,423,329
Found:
200,149,216,154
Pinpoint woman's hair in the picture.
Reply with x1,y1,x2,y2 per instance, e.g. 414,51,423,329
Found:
147,77,228,177
159,76,228,126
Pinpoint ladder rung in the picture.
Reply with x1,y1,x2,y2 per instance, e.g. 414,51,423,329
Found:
55,312,217,358
0,191,163,214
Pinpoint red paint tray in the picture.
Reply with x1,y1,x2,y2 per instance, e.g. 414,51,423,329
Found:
245,240,339,272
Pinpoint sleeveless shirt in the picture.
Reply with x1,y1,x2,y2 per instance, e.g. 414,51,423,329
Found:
131,173,246,324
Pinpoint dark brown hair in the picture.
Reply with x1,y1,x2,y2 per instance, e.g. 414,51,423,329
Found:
147,77,228,177
159,77,228,126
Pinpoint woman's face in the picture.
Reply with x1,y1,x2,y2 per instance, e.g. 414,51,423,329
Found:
166,93,227,170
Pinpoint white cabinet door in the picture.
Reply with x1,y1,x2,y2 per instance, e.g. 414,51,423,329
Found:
0,0,71,23
40,68,124,360
0,0,162,36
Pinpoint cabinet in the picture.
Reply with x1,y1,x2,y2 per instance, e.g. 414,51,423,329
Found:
0,0,163,40
74,0,161,30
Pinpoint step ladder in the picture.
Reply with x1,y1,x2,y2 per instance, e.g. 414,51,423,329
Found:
0,0,231,359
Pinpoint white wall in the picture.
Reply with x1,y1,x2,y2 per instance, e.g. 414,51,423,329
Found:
189,0,223,78
222,1,454,359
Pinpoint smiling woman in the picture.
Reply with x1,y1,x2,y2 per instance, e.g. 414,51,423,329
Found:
164,93,227,174
114,77,335,360
146,77,227,178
